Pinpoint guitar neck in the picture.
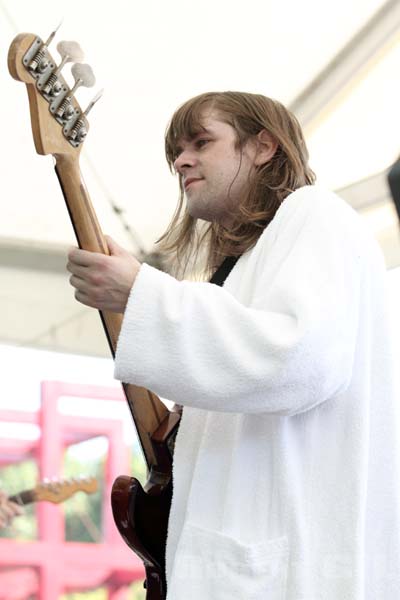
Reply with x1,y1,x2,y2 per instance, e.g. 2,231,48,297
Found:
8,490,34,506
54,154,170,469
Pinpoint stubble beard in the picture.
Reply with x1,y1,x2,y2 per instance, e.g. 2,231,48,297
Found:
186,179,234,225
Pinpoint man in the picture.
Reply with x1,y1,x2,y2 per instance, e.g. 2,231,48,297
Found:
67,92,400,599
0,490,23,528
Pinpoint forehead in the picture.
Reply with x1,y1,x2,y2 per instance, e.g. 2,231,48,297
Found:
176,110,232,145
165,101,236,163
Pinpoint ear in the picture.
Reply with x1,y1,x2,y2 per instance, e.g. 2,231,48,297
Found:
254,130,278,167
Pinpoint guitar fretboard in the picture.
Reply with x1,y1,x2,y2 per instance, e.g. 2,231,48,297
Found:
9,490,35,506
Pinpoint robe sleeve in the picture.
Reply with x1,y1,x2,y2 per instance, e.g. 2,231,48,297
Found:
114,190,365,416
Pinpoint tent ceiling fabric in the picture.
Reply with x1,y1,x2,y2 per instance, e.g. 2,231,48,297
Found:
1,0,399,357
289,0,400,132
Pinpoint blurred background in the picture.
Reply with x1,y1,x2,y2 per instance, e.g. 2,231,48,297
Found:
0,0,399,597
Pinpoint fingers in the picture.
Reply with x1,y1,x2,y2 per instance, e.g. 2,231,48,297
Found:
66,239,137,312
105,235,127,257
67,247,97,267
10,501,23,517
104,235,114,249
66,261,87,277
67,237,127,268
69,273,100,308
5,500,23,518
0,496,23,528
0,514,8,528
69,274,89,293
73,289,99,309
66,250,108,277
67,250,104,307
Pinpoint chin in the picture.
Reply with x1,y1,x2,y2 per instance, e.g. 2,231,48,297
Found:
186,203,211,222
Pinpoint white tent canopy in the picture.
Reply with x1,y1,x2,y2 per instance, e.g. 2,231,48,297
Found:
1,0,399,356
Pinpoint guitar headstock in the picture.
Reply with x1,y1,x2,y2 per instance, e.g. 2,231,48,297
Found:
8,27,101,158
33,476,98,504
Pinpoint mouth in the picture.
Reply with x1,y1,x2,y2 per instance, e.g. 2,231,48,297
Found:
184,178,203,190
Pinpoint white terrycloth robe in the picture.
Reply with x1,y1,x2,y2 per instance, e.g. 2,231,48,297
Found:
114,185,400,599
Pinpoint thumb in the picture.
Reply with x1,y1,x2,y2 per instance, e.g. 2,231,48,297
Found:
105,235,127,257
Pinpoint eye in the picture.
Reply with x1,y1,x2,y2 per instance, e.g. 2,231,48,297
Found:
195,138,210,149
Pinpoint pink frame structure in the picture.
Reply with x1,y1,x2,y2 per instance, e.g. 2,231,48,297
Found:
0,380,144,599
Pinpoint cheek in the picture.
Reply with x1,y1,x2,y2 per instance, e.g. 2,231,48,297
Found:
215,160,240,186
225,164,249,194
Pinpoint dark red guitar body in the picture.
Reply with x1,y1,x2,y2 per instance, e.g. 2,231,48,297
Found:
111,475,172,599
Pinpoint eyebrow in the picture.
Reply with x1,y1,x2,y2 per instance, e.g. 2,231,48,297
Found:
194,127,215,137
176,128,215,150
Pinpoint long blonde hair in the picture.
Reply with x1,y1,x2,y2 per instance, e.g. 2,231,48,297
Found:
157,91,315,279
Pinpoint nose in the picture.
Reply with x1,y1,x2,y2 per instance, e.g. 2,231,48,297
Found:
174,149,197,173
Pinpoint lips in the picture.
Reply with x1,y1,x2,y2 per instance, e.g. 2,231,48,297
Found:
184,178,203,190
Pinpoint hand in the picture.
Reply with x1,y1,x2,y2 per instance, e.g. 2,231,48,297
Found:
67,236,141,313
0,491,23,529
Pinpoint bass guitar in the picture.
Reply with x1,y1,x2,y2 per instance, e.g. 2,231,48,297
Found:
7,476,98,507
8,27,179,599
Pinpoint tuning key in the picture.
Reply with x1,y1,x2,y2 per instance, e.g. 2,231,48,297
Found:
28,20,62,72
68,88,103,142
56,63,95,120
43,41,84,95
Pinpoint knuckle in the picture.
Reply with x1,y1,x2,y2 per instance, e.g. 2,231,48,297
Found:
98,257,109,272
90,273,102,286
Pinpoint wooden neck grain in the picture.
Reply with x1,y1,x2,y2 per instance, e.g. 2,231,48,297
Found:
54,153,170,469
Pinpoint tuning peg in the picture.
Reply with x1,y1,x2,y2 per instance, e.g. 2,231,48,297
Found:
71,63,96,90
67,88,103,142
43,41,84,95
56,63,95,120
58,41,84,63
28,21,62,72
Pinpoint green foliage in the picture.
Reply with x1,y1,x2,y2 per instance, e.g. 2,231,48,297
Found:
127,580,146,600
62,437,146,543
61,590,107,600
131,446,147,485
61,581,145,600
63,447,104,543
1,439,148,598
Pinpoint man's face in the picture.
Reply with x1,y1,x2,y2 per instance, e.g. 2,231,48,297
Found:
173,110,258,226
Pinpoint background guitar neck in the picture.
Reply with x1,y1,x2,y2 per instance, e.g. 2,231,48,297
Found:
8,490,35,506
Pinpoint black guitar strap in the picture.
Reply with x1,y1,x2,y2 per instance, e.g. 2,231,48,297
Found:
209,255,240,286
